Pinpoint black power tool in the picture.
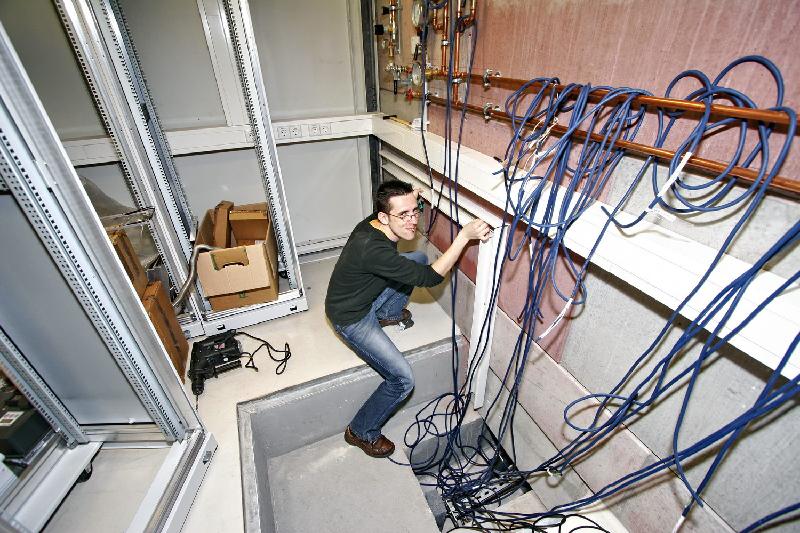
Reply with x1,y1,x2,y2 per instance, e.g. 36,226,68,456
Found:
188,330,246,395
188,330,291,396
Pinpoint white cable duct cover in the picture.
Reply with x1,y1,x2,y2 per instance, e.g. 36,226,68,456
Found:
374,117,800,378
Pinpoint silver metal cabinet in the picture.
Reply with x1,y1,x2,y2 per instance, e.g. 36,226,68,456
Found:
0,15,213,533
0,0,307,526
52,0,307,338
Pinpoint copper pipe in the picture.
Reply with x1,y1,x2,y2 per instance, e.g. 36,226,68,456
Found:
460,0,478,28
425,95,800,197
388,0,398,58
432,3,442,31
440,3,449,74
452,1,478,102
452,1,463,102
432,72,800,129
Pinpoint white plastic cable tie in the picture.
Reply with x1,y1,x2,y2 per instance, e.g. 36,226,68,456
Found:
670,514,686,533
643,151,692,223
492,118,552,190
535,297,574,342
526,117,558,171
648,205,678,223
545,466,563,478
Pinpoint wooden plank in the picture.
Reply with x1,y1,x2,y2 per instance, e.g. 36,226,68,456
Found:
142,281,188,383
106,229,148,297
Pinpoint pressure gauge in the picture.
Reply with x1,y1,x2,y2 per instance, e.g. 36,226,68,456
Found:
411,0,424,29
411,62,423,87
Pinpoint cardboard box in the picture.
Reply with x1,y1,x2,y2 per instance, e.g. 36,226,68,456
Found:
229,203,269,241
206,286,277,311
141,281,188,383
196,203,279,312
106,229,148,297
229,202,278,257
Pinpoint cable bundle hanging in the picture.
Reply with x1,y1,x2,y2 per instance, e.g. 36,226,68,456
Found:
401,32,800,531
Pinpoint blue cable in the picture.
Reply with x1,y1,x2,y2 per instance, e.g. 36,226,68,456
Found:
403,33,799,530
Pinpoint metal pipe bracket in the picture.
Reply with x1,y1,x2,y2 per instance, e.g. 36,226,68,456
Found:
483,68,501,89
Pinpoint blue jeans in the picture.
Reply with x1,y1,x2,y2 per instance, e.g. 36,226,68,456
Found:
333,251,428,442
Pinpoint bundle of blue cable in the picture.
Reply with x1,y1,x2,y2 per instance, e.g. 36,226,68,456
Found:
401,2,799,531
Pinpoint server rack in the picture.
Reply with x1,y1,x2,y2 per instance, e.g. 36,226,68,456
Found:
0,0,306,528
55,0,307,338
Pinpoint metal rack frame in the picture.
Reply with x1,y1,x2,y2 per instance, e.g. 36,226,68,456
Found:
56,0,307,336
0,18,216,530
55,0,208,337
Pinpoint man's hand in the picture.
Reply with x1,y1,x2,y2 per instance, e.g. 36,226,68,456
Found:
460,219,493,243
412,187,424,199
431,218,494,276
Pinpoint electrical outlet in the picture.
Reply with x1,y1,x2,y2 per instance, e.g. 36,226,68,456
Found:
275,126,289,140
309,123,320,136
289,125,302,138
320,123,331,135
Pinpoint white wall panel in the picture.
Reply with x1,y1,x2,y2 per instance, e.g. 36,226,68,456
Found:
117,0,227,130
0,0,106,140
250,0,358,120
173,148,266,219
276,139,367,247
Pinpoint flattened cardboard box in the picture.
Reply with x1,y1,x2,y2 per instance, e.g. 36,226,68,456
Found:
141,280,188,382
106,229,148,297
213,200,234,248
196,203,278,311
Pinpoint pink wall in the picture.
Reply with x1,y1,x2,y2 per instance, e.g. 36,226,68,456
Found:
431,0,800,176
424,0,800,361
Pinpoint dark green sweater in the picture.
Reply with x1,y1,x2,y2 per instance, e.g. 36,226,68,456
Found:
325,214,444,326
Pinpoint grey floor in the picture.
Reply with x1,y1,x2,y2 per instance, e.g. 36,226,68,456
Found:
43,252,456,532
44,447,171,532
268,432,438,533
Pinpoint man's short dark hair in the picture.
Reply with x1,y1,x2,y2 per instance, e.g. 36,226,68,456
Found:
375,179,413,214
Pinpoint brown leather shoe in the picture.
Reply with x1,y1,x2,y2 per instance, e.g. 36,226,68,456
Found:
344,426,395,458
379,309,412,328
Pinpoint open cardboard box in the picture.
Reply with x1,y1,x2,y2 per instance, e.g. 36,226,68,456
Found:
196,202,279,312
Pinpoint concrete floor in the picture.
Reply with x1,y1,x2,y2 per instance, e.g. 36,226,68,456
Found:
183,252,459,532
41,252,457,533
45,447,171,532
268,432,439,533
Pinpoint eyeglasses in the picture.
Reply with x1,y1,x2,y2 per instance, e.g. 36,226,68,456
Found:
388,208,422,222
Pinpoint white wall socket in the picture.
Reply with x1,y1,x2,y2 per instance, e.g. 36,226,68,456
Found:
319,123,331,135
275,126,289,139
289,125,302,138
309,124,320,136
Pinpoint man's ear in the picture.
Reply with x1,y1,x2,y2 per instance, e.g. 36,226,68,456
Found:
376,211,390,225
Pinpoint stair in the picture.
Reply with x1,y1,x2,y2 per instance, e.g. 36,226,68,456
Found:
239,337,467,532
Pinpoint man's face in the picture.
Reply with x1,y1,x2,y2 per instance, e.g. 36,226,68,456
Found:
380,193,420,241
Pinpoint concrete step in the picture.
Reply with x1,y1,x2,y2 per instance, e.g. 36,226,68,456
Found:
239,337,467,532
496,490,549,515
267,432,439,533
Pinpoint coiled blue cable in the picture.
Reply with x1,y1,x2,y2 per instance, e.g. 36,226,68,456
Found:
405,11,798,529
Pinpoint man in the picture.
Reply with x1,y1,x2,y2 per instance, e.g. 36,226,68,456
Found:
325,179,492,458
